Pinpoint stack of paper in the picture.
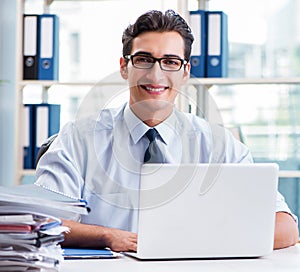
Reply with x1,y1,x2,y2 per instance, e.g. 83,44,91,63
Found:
0,184,89,271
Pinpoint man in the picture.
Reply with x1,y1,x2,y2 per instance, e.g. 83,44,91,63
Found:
35,10,298,252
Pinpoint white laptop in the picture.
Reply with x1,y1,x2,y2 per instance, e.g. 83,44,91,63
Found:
125,163,278,259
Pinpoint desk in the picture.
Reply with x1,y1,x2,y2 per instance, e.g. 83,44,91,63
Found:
60,244,300,272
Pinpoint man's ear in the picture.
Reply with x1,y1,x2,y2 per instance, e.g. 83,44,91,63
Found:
182,62,190,84
120,57,128,79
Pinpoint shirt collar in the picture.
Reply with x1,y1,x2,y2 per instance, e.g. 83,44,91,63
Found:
124,103,178,145
124,103,149,144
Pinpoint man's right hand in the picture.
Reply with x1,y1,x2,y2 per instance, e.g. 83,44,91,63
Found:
103,227,137,252
61,219,137,252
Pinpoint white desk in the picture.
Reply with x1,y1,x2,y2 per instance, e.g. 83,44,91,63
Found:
60,244,300,272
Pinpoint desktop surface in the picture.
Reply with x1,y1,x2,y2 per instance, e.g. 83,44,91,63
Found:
60,244,300,272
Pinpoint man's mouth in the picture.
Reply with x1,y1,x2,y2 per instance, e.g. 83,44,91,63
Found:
141,85,168,94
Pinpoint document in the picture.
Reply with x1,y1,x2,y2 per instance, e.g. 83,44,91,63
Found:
62,248,118,259
0,184,89,220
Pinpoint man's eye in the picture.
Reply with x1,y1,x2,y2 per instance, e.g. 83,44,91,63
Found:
135,56,153,63
163,59,181,66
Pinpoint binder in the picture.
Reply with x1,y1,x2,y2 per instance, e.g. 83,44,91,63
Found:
205,11,228,77
33,104,60,164
23,15,38,80
189,10,206,78
37,14,59,80
23,105,34,169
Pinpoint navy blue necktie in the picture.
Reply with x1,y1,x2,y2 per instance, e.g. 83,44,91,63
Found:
144,129,164,163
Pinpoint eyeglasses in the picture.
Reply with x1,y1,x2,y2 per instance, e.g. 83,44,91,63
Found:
124,54,188,72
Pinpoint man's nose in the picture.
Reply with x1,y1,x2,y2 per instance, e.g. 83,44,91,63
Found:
147,61,164,79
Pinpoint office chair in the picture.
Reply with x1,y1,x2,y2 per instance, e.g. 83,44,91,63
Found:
228,126,245,143
35,133,58,167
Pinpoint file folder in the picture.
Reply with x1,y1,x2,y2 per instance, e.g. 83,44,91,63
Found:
62,248,117,259
23,105,35,169
205,11,228,77
23,15,39,80
38,14,59,80
189,10,206,78
33,104,60,164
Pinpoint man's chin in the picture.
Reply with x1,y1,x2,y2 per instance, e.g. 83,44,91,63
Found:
130,99,174,123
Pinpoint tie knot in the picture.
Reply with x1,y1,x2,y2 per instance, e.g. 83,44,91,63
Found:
145,128,158,143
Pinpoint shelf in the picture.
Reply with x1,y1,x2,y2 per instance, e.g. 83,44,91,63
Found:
20,77,300,89
279,171,300,179
188,77,300,86
21,169,36,176
19,79,126,87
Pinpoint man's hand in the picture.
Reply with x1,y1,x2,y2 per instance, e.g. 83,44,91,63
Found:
103,228,137,252
61,219,137,252
274,212,299,249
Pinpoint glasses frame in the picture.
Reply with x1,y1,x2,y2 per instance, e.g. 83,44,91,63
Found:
124,54,188,72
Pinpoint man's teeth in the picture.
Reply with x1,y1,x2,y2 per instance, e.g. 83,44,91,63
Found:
144,86,165,92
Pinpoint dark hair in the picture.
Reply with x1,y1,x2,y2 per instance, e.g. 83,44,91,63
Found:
122,9,194,62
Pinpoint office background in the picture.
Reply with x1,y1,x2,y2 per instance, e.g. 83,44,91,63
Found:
1,0,300,231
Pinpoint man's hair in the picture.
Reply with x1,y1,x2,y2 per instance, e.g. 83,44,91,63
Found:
122,9,194,62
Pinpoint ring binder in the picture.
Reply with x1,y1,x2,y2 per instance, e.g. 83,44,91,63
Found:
23,15,39,80
205,11,228,77
38,14,60,80
189,10,206,78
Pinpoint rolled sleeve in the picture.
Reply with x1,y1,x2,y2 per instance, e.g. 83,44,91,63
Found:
276,191,298,223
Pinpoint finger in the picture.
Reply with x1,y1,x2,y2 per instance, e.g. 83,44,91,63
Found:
130,241,137,252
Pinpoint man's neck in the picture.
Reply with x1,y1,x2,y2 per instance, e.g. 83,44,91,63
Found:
129,102,173,127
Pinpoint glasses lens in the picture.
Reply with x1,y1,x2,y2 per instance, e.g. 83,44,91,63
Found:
132,55,154,69
130,55,183,71
160,58,183,71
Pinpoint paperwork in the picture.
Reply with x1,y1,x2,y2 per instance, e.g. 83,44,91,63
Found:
62,248,117,259
0,184,89,271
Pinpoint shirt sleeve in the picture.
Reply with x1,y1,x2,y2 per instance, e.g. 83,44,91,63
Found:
276,191,298,223
35,121,85,200
224,127,298,223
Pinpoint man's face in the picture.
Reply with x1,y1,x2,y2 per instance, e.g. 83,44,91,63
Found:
120,31,190,123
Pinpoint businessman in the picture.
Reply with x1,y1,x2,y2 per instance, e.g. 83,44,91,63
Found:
35,10,299,252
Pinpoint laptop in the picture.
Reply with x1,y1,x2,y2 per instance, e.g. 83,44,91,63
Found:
125,163,278,259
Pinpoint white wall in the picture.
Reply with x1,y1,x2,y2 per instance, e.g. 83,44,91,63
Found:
0,0,18,185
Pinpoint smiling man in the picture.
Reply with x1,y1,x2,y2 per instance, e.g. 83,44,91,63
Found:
121,30,189,127
35,10,298,252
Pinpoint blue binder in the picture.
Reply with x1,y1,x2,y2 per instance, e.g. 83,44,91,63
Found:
23,105,35,169
189,10,206,78
33,104,61,165
37,14,59,80
205,11,228,78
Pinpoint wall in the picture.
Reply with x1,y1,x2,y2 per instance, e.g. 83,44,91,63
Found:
0,0,18,185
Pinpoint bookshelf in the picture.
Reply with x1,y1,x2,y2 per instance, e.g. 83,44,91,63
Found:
1,0,300,186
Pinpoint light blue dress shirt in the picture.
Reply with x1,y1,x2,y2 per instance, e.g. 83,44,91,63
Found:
35,103,295,232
